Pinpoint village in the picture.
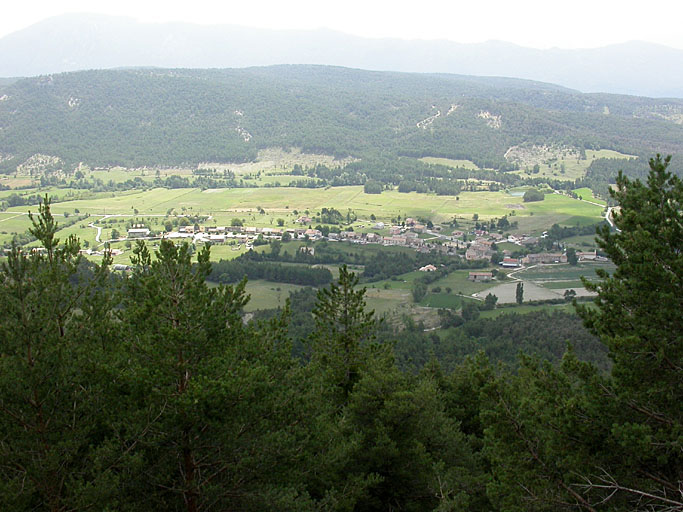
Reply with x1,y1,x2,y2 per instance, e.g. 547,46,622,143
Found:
107,214,605,276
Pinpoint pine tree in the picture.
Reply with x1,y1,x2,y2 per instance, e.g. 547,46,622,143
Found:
309,265,384,406
576,154,682,508
0,196,124,510
481,156,682,510
120,240,312,510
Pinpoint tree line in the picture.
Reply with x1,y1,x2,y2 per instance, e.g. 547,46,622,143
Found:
208,258,333,286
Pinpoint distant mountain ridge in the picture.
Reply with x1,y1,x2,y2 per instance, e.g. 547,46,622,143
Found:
1,13,682,98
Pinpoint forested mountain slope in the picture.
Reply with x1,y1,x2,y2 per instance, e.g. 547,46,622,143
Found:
0,66,682,175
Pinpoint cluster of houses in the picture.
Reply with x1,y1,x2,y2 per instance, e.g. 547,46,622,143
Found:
122,220,601,269
157,225,293,248
462,228,601,267
123,217,439,252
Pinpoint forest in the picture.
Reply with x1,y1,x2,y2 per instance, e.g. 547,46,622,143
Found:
0,156,680,511
1,66,682,198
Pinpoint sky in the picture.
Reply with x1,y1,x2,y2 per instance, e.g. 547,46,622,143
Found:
2,0,683,50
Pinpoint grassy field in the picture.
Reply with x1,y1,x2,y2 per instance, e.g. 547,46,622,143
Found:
2,181,604,252
419,157,482,170
475,281,560,303
425,269,500,296
242,280,307,312
515,262,615,282
572,187,606,205
562,234,600,250
479,303,577,318
419,293,478,309
509,149,636,181
6,185,604,224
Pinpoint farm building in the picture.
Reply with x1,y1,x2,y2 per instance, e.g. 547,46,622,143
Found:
468,271,493,282
522,253,567,264
500,257,521,268
577,250,597,261
127,227,150,238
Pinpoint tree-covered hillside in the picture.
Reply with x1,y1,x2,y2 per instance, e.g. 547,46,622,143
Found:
0,66,682,174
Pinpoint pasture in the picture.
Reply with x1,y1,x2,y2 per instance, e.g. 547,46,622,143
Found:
478,303,578,319
419,157,482,170
242,280,307,312
2,179,604,252
508,148,636,181
572,187,606,205
515,262,615,283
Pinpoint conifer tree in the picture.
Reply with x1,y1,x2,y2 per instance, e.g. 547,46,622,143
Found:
0,196,123,510
515,281,524,304
576,154,682,508
309,265,384,406
120,239,311,511
482,156,682,510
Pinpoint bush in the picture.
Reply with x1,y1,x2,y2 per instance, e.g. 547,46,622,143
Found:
523,189,545,202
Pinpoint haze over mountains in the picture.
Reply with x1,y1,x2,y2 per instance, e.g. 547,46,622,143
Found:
1,13,682,98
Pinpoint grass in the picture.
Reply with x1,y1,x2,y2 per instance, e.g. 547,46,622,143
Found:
563,234,600,250
572,187,606,206
427,269,500,296
495,242,519,252
2,183,604,245
509,148,635,182
419,157,482,170
539,280,588,289
515,262,615,282
479,303,577,318
419,293,477,309
242,280,307,311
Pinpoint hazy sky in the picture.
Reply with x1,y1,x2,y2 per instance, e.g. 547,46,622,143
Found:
2,0,683,50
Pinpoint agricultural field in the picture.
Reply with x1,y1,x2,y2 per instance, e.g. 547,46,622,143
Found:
562,233,601,250
478,303,578,319
515,262,615,283
474,281,559,303
4,183,604,227
418,157,482,170
572,187,606,205
1,184,605,258
508,148,636,181
242,280,308,312
477,261,617,303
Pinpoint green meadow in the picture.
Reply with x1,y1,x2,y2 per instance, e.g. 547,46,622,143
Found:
4,185,600,226
418,157,483,170
508,148,636,181
1,183,605,270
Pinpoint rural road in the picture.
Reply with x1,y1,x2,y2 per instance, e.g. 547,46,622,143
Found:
605,207,621,232
89,222,102,242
